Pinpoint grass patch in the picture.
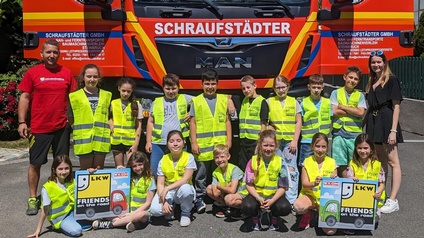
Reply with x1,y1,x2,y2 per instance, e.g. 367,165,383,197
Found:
0,138,28,149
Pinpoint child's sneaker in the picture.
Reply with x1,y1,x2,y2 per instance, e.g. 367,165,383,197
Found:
92,220,113,229
268,213,279,231
381,199,399,214
26,197,40,216
164,212,175,221
180,216,191,227
299,212,312,230
195,199,207,214
343,229,355,235
213,202,226,218
252,213,262,231
126,222,136,232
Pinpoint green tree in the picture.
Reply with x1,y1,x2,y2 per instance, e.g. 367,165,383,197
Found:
0,0,24,73
415,12,424,57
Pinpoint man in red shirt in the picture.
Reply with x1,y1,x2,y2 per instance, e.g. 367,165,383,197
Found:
18,40,77,215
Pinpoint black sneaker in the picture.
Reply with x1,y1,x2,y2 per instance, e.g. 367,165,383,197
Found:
92,220,114,229
195,199,206,214
26,197,40,216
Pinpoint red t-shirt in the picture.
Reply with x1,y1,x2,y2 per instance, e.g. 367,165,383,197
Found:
18,64,77,133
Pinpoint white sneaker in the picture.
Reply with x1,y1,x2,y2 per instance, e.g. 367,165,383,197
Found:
180,216,191,227
381,199,399,214
126,222,136,232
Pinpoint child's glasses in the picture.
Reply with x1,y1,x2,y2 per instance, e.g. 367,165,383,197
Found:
370,50,383,56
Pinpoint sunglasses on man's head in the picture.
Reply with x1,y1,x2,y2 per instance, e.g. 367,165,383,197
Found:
370,50,383,56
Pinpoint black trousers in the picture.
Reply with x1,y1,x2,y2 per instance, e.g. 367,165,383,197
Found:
241,194,291,217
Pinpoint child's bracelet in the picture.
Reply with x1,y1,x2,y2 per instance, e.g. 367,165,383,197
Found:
390,129,397,133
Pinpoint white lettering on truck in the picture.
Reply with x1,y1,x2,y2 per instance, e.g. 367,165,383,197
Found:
154,21,291,35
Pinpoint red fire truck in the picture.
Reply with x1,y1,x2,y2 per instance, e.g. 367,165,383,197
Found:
23,0,414,97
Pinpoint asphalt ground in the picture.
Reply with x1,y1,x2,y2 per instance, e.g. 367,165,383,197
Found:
2,98,424,237
1,129,423,238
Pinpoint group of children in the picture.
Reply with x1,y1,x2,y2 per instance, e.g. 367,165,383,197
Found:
29,64,388,237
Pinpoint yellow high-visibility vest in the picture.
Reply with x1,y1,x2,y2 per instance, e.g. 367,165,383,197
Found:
152,95,189,142
251,154,282,198
268,96,296,140
239,96,264,140
192,94,228,161
43,180,75,230
299,155,336,205
161,151,192,186
301,96,331,139
332,88,362,132
212,163,246,194
69,89,111,154
110,99,136,146
130,177,153,212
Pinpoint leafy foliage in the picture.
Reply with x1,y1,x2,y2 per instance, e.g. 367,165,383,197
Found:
0,75,20,131
415,12,424,57
0,0,27,73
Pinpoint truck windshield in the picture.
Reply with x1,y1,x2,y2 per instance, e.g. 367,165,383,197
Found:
134,0,309,5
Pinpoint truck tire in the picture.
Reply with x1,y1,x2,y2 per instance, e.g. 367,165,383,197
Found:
113,205,123,215
85,208,95,218
325,216,337,226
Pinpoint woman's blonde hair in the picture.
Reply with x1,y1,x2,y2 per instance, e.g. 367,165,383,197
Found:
366,51,393,93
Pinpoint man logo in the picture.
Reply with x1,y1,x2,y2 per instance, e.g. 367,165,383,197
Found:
215,37,232,47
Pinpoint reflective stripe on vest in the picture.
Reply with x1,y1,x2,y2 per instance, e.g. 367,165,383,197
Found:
332,88,363,132
349,159,386,208
299,156,336,205
161,151,192,186
239,96,264,140
130,177,153,212
152,95,189,142
43,181,75,230
111,99,136,146
69,89,111,154
251,154,282,198
192,94,228,161
301,96,331,139
212,163,246,194
268,96,296,140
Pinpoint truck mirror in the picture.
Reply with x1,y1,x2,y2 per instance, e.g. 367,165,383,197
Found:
317,6,341,21
101,9,127,21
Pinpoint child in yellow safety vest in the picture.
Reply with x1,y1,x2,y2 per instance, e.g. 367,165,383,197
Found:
299,74,332,167
241,130,292,231
189,69,233,214
150,130,197,227
238,75,268,172
267,75,302,205
206,144,245,219
344,133,385,234
68,64,111,170
145,73,194,178
109,77,143,168
330,66,367,178
28,155,82,237
293,133,338,235
92,151,156,232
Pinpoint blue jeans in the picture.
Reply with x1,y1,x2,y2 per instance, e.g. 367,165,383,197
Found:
150,184,195,217
277,140,299,204
150,144,168,177
299,143,313,166
60,212,82,237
